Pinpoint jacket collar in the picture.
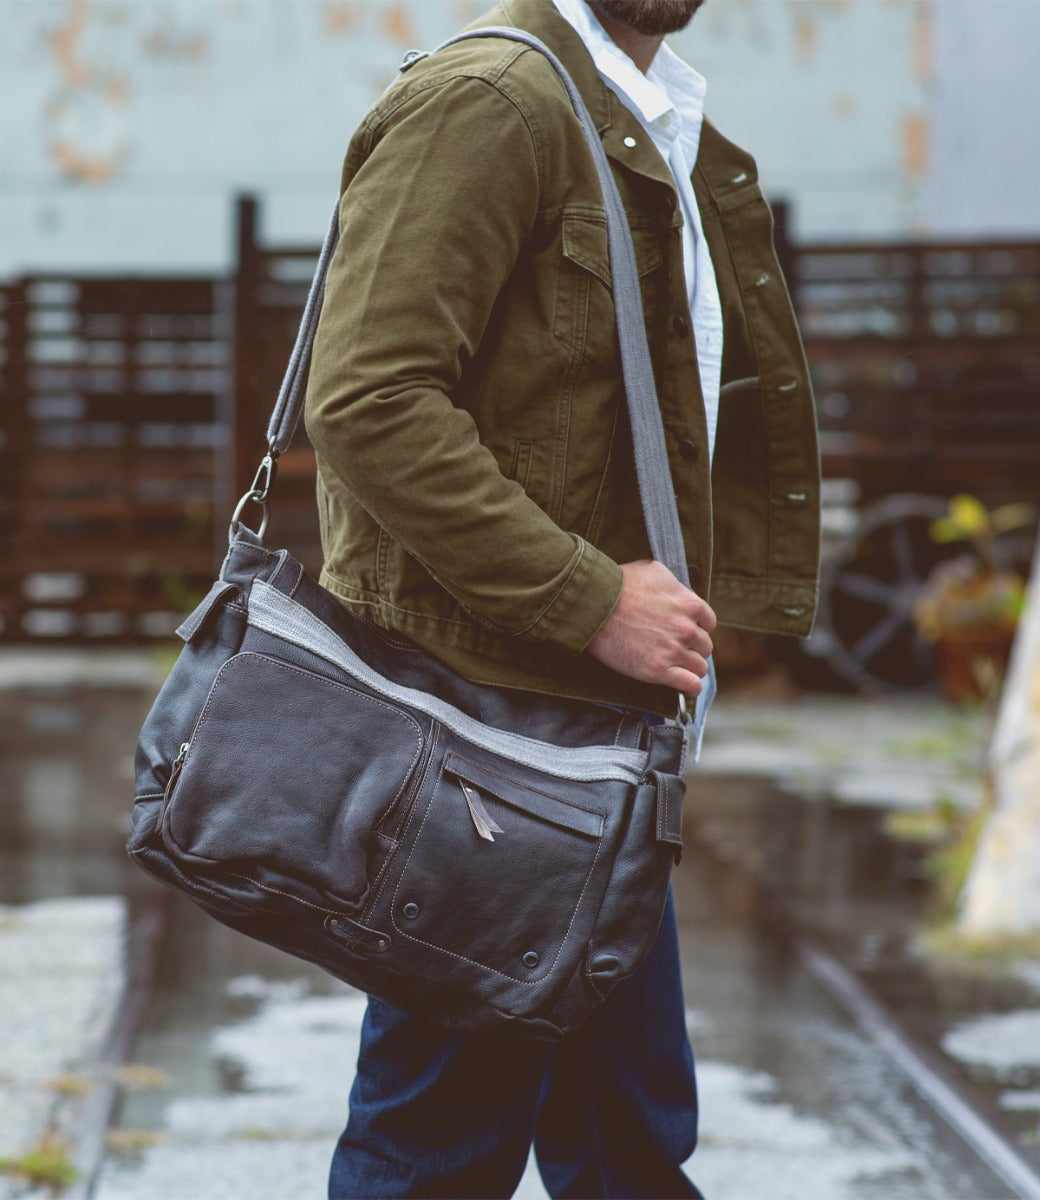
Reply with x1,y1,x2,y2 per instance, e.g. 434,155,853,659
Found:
491,0,612,131
478,0,678,197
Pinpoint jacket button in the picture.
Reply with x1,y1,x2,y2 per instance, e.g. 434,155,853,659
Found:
679,439,698,462
522,951,540,969
402,902,420,920
672,314,688,336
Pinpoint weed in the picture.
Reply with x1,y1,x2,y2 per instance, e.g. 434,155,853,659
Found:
921,923,1040,963
104,1129,166,1153
0,1134,79,1188
117,1062,170,1090
921,791,993,916
744,720,796,742
232,1127,305,1142
43,1073,93,1097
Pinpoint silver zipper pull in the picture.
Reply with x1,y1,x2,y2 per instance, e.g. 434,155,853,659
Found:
457,779,503,843
162,742,190,810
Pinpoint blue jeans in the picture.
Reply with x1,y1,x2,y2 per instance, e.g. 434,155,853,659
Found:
329,888,702,1199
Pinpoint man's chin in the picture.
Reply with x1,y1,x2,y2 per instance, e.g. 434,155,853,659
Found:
589,0,704,38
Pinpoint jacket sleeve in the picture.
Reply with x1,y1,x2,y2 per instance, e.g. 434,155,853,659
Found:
304,72,623,652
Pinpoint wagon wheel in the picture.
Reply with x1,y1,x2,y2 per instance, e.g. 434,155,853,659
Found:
806,494,959,691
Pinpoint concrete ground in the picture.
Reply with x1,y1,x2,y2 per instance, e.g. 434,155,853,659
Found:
2,650,1039,1199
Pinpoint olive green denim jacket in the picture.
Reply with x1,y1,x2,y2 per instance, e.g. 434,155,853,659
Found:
305,0,820,716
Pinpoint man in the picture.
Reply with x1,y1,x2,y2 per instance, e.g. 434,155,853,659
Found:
305,0,820,1195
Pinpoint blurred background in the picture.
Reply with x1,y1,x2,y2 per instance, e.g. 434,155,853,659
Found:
1,0,1038,691
2,3,1040,1198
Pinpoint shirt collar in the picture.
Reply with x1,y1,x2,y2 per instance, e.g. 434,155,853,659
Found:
551,0,707,163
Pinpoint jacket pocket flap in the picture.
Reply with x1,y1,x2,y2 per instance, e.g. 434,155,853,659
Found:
561,213,662,288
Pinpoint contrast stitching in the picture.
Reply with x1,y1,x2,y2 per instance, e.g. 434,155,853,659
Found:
223,870,344,916
165,652,424,845
390,774,604,985
365,726,440,920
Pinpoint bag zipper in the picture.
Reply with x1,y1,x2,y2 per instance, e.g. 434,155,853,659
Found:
162,741,190,813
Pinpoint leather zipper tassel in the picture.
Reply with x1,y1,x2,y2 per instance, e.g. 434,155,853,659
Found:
457,779,503,842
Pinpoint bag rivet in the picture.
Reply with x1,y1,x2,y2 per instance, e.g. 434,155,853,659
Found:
522,951,540,969
402,902,420,920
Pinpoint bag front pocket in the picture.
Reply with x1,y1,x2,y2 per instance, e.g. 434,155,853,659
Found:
161,651,425,910
390,751,605,981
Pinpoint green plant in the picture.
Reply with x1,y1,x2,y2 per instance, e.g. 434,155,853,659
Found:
884,787,993,922
0,1135,79,1189
914,557,1025,641
913,495,1032,642
104,1130,165,1153
921,796,993,915
43,1073,93,1097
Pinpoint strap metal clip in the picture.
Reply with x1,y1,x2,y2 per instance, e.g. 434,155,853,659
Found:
229,451,278,542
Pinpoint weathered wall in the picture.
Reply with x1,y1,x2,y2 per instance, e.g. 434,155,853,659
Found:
1,0,1038,277
928,0,1040,238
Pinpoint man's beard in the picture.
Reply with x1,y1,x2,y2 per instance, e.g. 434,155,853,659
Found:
588,0,704,36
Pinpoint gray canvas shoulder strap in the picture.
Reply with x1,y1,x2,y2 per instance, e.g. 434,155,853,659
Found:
254,26,691,593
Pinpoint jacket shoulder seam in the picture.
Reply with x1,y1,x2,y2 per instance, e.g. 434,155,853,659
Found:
359,65,542,198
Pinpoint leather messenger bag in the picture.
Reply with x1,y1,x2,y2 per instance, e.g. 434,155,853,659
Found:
128,28,697,1039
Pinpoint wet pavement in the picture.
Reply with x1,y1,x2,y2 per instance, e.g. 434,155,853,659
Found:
2,653,1040,1199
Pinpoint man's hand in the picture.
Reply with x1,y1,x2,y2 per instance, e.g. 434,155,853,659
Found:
586,560,716,694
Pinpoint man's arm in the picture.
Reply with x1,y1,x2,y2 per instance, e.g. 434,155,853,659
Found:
306,73,622,653
306,69,714,691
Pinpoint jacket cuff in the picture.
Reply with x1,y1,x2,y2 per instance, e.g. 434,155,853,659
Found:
525,539,623,653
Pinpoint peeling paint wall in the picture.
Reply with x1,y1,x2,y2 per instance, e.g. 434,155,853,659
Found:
1,0,488,275
1,0,1038,276
671,0,934,237
928,0,1040,238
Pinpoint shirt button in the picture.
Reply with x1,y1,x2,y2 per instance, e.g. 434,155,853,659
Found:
623,136,637,148
679,439,699,462
672,314,688,336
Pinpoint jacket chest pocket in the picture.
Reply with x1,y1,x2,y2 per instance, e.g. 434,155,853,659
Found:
552,212,663,374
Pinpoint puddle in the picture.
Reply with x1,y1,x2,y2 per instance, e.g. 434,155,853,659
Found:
942,1011,1040,1075
2,686,1036,1197
689,773,1040,1177
0,687,155,907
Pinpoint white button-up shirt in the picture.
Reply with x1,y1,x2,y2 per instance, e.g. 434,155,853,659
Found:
552,0,720,751
551,0,724,466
